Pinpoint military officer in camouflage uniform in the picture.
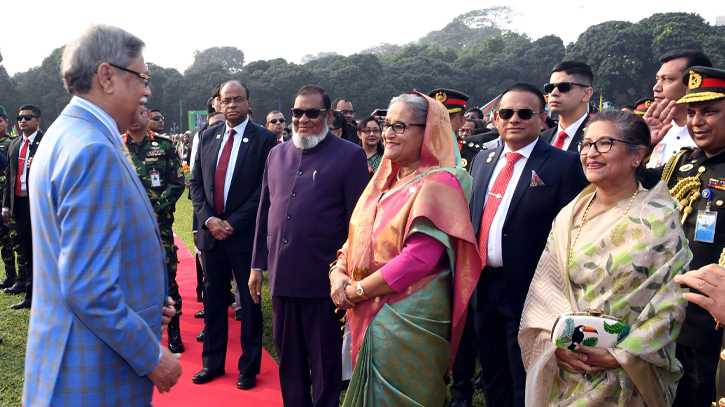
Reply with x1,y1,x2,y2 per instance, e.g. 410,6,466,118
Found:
0,105,25,292
644,66,725,407
124,107,185,353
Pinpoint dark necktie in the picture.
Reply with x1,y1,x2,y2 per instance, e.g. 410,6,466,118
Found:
478,152,523,266
553,130,568,149
15,137,29,196
214,129,235,215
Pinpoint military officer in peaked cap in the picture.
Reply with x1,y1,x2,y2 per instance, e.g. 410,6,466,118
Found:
634,97,655,116
644,66,725,407
428,88,488,173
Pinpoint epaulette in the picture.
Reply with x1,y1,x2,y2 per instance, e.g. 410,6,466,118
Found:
661,147,696,185
154,132,173,142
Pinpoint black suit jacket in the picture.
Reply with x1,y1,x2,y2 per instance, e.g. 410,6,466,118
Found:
469,138,589,318
541,115,590,153
3,131,44,213
189,121,277,253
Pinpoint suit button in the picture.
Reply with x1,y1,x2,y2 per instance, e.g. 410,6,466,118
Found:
291,192,296,197
297,171,303,175
286,214,291,219
282,238,288,244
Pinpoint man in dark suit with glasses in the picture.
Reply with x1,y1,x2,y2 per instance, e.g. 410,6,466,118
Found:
541,61,594,152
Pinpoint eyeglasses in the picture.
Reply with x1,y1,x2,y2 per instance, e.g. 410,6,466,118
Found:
269,118,285,124
498,108,539,120
150,115,164,121
361,127,381,134
382,121,425,134
220,97,247,106
466,115,477,120
544,82,590,94
290,108,327,119
17,114,37,122
577,138,637,154
109,63,151,87
337,109,355,116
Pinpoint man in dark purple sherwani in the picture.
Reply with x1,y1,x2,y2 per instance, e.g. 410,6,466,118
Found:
250,85,369,407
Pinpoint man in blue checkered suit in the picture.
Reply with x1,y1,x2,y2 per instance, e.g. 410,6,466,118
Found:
24,24,182,407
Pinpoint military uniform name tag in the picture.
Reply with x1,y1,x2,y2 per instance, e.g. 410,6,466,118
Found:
695,210,717,243
150,169,161,187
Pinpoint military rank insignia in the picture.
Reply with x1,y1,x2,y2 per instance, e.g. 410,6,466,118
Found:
707,178,725,190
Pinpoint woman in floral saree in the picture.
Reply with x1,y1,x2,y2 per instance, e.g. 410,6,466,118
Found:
519,111,692,406
328,92,481,406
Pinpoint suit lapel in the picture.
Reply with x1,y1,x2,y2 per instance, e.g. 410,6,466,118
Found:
211,125,226,164
567,115,589,152
229,123,254,186
504,139,549,224
473,145,504,235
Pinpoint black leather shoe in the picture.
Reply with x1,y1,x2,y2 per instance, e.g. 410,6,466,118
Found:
449,398,471,407
196,327,205,342
0,278,15,289
10,298,31,309
196,293,203,302
192,367,225,384
4,282,24,295
234,309,243,321
472,371,484,390
194,309,205,318
237,374,256,390
167,316,185,354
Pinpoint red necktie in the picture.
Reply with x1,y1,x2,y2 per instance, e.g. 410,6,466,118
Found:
15,137,29,196
478,152,523,266
214,129,236,215
553,130,568,149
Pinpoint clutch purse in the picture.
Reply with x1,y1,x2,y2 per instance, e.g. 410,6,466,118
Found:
551,309,630,350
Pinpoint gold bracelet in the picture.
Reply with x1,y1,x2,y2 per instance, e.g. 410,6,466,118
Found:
329,264,346,276
356,281,369,301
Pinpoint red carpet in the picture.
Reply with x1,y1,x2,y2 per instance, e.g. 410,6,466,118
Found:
153,235,283,406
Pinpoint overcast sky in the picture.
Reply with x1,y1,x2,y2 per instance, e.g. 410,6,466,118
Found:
2,0,723,76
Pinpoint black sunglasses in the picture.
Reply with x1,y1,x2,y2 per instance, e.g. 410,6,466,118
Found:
150,115,164,121
337,109,355,116
109,63,151,87
17,114,37,122
290,108,327,119
544,82,590,94
497,108,539,120
269,118,285,124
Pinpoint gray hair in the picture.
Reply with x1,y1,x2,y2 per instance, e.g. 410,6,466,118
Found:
389,93,428,124
586,110,650,181
61,24,145,94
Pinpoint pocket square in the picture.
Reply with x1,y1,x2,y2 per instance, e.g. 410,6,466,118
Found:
530,170,545,187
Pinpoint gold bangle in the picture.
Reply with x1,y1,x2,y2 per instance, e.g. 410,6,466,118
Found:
356,281,369,301
329,264,346,276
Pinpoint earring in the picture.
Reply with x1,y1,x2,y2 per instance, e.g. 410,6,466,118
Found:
635,160,640,165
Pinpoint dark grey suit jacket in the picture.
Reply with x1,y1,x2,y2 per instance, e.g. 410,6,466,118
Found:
541,115,590,153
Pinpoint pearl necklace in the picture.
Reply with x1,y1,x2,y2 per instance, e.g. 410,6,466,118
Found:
397,169,417,181
568,188,639,263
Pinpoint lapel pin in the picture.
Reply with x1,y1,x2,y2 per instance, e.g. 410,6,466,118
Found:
243,138,249,143
488,152,495,157
216,134,221,139
486,158,492,163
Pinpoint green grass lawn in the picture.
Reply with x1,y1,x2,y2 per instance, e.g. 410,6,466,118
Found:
0,191,485,406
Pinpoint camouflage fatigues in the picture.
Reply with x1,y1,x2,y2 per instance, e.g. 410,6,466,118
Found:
0,132,25,282
124,131,185,314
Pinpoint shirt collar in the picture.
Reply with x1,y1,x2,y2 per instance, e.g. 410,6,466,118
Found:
557,112,589,137
68,96,123,145
502,137,538,159
225,118,249,137
23,131,38,143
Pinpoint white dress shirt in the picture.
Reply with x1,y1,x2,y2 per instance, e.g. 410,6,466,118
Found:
646,122,695,168
483,138,538,267
556,112,588,151
205,119,248,225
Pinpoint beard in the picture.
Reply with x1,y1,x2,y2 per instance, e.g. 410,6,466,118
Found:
292,125,328,150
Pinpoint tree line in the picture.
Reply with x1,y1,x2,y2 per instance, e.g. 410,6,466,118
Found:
0,11,722,133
